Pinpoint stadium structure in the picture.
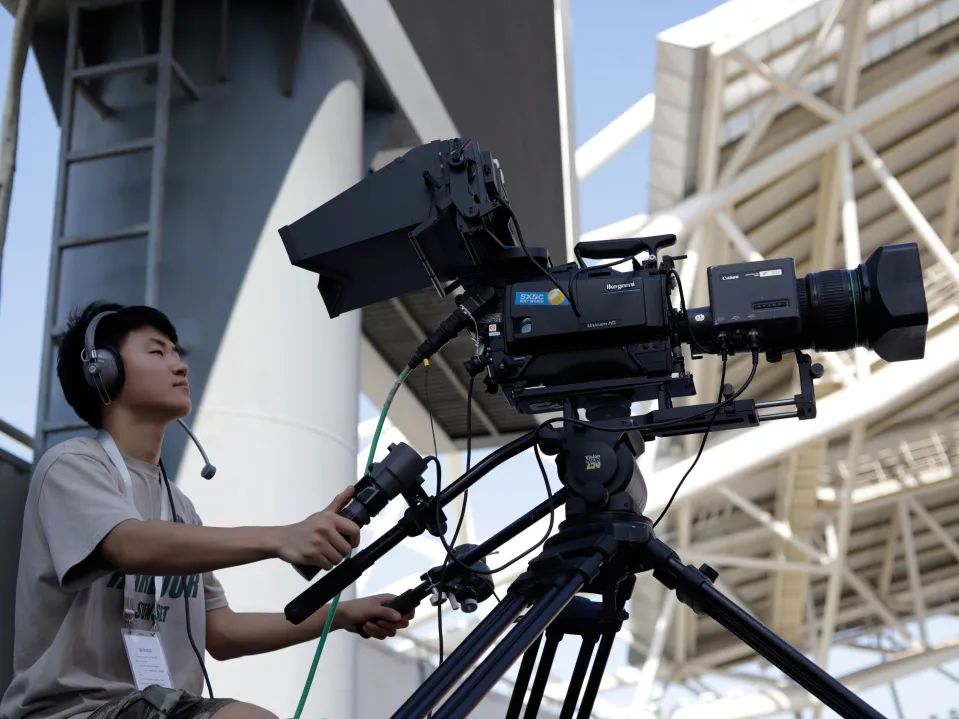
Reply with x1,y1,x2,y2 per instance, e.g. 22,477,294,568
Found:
0,0,958,717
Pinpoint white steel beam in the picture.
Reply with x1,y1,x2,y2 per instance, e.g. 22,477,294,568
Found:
637,51,959,242
679,227,705,299
579,211,648,245
674,503,692,675
684,551,829,575
553,0,578,262
671,639,959,719
628,596,676,715
359,336,456,454
878,505,900,599
340,0,456,142
646,322,959,512
907,496,959,566
897,499,929,646
727,48,842,125
942,130,959,249
718,486,916,646
716,211,764,261
810,0,869,271
836,138,872,379
850,132,959,288
812,147,841,270
834,0,869,113
815,425,863,682
719,487,828,564
575,93,655,181
819,464,959,511
837,139,862,270
698,52,727,194
716,0,847,184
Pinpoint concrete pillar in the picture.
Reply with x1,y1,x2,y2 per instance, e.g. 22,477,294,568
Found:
37,3,365,715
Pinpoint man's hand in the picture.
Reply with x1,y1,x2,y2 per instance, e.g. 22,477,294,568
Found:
274,487,361,570
333,594,414,640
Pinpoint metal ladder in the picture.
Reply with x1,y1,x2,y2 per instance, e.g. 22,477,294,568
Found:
34,0,200,454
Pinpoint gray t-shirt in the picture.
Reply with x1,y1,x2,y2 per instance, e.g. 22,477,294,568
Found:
0,437,229,719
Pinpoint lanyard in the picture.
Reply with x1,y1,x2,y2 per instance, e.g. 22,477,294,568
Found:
97,431,167,628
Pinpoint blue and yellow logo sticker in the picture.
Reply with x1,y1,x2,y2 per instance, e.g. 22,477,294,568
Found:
515,290,569,306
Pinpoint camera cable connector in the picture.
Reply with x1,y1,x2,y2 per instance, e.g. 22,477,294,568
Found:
407,288,496,370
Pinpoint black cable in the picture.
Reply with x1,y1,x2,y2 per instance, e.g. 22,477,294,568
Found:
435,375,473,621
159,462,215,699
525,339,762,531
532,340,758,441
427,449,555,577
669,267,709,356
651,349,759,529
497,198,581,316
448,375,475,552
651,354,727,530
436,596,444,666
423,364,445,675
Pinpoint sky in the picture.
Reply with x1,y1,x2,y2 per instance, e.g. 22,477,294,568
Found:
571,0,714,232
0,1,958,717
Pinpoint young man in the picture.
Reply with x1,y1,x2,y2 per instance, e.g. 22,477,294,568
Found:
1,302,411,719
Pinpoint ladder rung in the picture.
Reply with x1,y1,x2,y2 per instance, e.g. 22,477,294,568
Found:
73,55,157,80
59,222,150,250
172,60,201,101
43,421,90,434
75,80,114,119
76,0,145,10
67,137,154,164
0,418,34,449
77,0,142,10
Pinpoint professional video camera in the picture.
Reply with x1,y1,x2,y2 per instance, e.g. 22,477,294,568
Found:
281,138,926,417
279,138,928,719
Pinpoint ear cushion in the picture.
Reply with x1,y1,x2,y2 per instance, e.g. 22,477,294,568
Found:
85,345,125,400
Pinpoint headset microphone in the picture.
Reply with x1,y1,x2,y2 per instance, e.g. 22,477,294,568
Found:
82,310,217,480
177,418,216,479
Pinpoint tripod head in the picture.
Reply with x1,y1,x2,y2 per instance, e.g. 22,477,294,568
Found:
536,399,648,516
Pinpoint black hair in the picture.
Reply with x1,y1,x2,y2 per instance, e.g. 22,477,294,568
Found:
56,301,179,429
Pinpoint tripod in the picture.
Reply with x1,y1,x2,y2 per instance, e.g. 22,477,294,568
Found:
286,397,885,719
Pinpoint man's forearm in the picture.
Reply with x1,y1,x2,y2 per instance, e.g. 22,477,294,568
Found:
206,607,330,660
101,519,280,575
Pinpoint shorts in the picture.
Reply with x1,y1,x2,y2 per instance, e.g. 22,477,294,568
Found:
87,685,237,719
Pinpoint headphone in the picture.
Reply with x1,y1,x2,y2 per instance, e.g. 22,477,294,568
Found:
81,308,217,479
81,310,124,404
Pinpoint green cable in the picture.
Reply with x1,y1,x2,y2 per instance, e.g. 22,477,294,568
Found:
292,591,341,719
366,366,414,473
292,364,415,718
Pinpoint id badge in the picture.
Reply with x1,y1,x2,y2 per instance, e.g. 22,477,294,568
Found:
121,628,173,690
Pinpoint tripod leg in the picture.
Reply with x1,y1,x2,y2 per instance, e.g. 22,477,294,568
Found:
646,535,885,719
558,632,600,719
506,637,543,719
505,634,542,719
391,592,528,719
575,630,616,719
522,628,562,719
432,572,588,719
698,582,883,718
